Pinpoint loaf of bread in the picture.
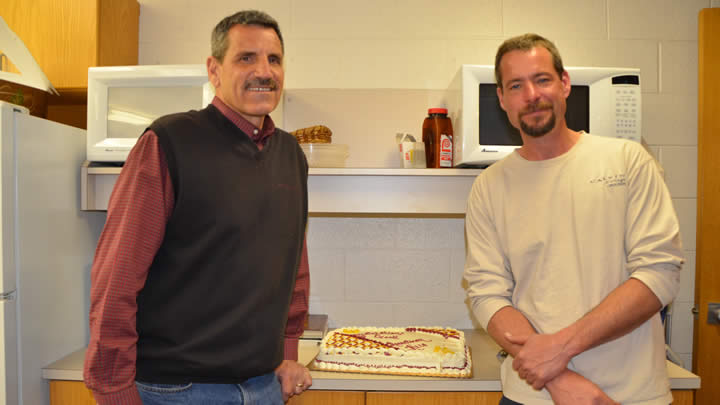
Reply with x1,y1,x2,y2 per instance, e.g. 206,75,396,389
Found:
290,125,332,144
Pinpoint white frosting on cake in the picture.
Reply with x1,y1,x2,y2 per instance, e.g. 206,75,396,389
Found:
312,326,471,377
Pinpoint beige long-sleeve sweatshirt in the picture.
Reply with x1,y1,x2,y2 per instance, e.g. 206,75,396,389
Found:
464,133,683,405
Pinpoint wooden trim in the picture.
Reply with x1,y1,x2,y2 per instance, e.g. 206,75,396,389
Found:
695,7,720,405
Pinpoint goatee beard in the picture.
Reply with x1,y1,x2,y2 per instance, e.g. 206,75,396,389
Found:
521,113,556,138
519,102,555,137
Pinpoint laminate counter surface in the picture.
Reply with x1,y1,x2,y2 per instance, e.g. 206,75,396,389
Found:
43,330,700,391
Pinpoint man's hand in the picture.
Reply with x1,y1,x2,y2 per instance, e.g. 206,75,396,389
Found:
505,331,572,389
546,369,619,405
274,360,312,402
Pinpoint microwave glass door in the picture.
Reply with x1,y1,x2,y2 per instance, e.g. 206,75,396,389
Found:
107,86,206,139
477,84,590,146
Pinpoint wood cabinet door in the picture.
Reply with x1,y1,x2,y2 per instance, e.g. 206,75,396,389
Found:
696,8,720,405
366,391,503,405
288,390,365,405
49,381,96,405
0,0,139,89
671,390,694,405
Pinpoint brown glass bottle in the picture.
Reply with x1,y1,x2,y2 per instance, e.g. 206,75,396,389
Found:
422,108,454,168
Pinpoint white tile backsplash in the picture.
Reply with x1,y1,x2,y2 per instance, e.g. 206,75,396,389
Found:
391,302,476,329
344,249,451,302
306,249,346,300
395,218,465,249
450,248,469,303
309,301,395,327
137,0,700,362
307,217,396,249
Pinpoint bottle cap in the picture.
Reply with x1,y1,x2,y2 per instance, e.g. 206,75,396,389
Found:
428,108,448,115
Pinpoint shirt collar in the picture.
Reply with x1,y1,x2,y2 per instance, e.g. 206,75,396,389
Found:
211,96,276,145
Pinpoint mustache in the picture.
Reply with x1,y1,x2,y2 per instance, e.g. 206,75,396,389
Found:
520,102,553,116
244,78,279,90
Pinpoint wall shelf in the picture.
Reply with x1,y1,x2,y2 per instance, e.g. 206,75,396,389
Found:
82,162,482,214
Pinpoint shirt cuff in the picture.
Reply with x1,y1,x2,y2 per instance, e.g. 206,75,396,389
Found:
284,337,299,361
630,263,681,307
472,298,513,331
92,384,143,405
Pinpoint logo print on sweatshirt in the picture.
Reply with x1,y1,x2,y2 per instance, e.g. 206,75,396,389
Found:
589,173,626,188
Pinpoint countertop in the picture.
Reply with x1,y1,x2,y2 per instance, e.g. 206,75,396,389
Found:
43,330,700,391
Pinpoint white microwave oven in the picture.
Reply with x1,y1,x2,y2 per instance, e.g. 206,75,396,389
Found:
446,65,642,167
87,65,214,162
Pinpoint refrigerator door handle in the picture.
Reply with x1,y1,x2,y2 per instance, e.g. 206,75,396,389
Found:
0,289,17,301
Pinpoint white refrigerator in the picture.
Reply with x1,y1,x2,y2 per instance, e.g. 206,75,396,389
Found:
0,101,104,404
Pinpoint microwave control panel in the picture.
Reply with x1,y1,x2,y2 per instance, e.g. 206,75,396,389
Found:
611,75,641,143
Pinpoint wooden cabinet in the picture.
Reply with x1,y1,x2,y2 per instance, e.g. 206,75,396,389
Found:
0,0,139,89
289,391,365,405
49,381,96,405
366,392,503,405
0,0,139,128
48,381,694,405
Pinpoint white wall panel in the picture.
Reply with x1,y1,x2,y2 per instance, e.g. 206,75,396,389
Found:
609,0,707,40
659,146,698,198
284,40,343,88
391,302,475,329
660,41,698,95
503,0,608,39
669,301,695,359
335,40,449,89
393,0,503,39
291,0,399,39
643,93,697,146
673,198,697,251
556,39,659,92
444,39,506,86
677,250,696,303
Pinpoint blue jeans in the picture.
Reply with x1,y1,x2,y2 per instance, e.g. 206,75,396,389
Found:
136,372,283,405
499,396,523,405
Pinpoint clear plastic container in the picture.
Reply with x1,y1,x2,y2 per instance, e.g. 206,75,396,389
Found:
300,144,349,167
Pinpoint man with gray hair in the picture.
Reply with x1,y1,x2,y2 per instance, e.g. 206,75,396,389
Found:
464,33,683,405
84,10,312,404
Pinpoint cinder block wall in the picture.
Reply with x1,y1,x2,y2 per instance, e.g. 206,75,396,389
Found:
138,0,717,370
